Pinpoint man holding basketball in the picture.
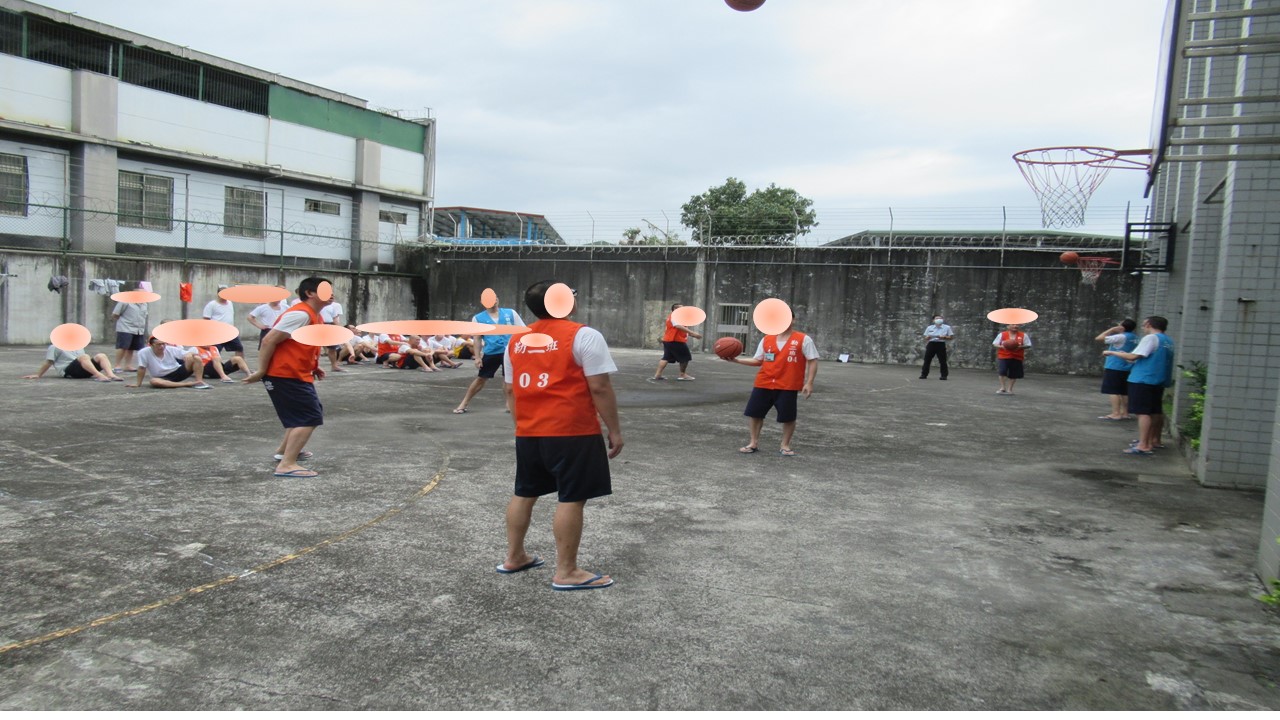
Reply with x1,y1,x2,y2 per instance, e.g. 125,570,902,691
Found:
993,324,1031,394
498,280,622,591
725,321,819,456
650,303,703,382
1104,316,1175,455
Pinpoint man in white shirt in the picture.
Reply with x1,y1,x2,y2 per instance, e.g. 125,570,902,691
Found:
129,336,210,389
320,300,345,372
23,345,123,382
919,314,954,380
427,334,463,368
111,301,149,371
247,300,286,349
203,286,245,361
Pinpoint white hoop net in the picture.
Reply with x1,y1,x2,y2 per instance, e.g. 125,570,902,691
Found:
1013,147,1128,229
1076,256,1117,286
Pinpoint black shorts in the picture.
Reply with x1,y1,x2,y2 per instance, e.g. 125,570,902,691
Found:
258,328,270,348
161,366,192,383
1127,382,1165,416
1100,368,1130,395
478,353,503,379
115,332,146,351
63,357,102,379
514,435,611,503
220,360,240,375
744,387,800,423
217,336,244,353
662,341,693,364
997,358,1025,379
263,375,324,428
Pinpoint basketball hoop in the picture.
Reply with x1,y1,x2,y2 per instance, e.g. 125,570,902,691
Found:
1073,256,1119,287
1013,146,1150,228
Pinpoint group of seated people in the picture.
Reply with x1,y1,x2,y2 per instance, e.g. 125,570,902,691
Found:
337,327,474,373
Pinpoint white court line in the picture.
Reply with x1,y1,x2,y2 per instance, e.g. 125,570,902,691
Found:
0,441,111,481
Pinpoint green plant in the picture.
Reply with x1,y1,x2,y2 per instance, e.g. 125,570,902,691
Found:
1178,361,1208,451
1260,539,1280,607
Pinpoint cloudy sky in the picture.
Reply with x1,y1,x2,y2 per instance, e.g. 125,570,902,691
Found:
45,0,1170,244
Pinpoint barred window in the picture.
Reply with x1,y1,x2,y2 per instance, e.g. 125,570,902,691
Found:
379,209,408,225
0,152,28,217
118,171,173,231
224,187,265,239
304,198,341,215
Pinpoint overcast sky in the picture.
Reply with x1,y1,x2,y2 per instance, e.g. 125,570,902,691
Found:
43,0,1170,244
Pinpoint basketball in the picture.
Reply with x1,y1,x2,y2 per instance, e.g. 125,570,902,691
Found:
1059,251,1080,265
1002,338,1021,351
714,336,744,359
725,0,765,11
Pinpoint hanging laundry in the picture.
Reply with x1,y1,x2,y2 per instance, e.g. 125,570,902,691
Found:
138,281,153,292
47,276,69,293
180,282,193,303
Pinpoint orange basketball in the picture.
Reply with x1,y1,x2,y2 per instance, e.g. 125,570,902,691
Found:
1002,338,1021,351
714,336,744,360
726,0,765,10
1060,251,1080,265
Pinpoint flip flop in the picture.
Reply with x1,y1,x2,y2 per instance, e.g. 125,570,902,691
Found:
779,449,797,456
452,408,468,414
738,446,759,454
273,450,314,461
1122,447,1154,456
551,573,614,591
221,378,236,383
676,376,695,381
496,556,545,574
273,469,319,478
109,377,124,382
1097,416,1122,421
92,377,112,383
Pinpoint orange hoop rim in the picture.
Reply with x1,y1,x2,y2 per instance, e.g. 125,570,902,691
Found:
1013,146,1151,171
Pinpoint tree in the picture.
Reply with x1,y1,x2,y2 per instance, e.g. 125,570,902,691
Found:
679,177,818,246
621,227,686,246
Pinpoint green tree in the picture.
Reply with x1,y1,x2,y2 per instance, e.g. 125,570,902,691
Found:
621,227,686,246
679,177,818,246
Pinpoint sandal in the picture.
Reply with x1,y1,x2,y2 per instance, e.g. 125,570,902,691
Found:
738,446,758,454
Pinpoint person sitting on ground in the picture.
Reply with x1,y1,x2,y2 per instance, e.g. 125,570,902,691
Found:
402,335,441,372
193,345,251,383
130,336,211,389
428,334,463,368
452,334,476,361
337,324,376,364
23,345,123,382
375,333,408,368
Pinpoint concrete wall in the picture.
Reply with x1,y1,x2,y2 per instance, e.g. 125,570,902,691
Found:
417,246,1140,375
0,250,416,345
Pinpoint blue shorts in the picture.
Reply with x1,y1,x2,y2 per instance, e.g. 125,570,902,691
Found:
478,353,504,379
744,387,799,423
115,332,146,351
514,435,611,503
1127,382,1165,416
263,375,324,428
997,359,1025,379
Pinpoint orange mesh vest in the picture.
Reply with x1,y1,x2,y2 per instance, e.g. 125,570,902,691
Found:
267,302,322,382
754,332,809,391
377,334,404,356
195,346,219,364
508,319,601,438
662,317,687,343
997,331,1026,360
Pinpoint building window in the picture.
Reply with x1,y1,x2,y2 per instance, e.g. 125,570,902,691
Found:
118,171,173,231
0,152,29,217
304,199,341,216
379,209,408,225
224,187,266,239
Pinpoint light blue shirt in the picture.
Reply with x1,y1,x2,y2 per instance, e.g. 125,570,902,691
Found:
1128,332,1175,386
1103,331,1138,371
472,307,524,356
923,323,954,342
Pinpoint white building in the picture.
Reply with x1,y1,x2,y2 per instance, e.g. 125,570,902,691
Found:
0,0,435,269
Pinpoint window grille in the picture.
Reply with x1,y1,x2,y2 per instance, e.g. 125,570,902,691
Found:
121,44,200,100
0,10,21,57
304,199,341,216
202,65,268,115
23,16,113,74
379,209,408,225
0,153,29,217
118,171,173,231
224,187,266,239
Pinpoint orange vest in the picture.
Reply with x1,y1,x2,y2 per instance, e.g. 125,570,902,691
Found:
267,302,322,382
754,332,810,391
508,318,601,437
662,317,688,343
195,346,219,364
377,334,405,356
997,331,1026,360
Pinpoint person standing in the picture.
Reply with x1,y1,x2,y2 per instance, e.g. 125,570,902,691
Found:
919,314,953,380
111,300,149,372
1104,316,1175,455
320,298,346,373
1096,318,1138,420
650,303,704,382
724,320,819,456
244,277,331,478
498,280,622,591
247,299,285,350
453,294,525,414
993,324,1031,395
203,286,245,361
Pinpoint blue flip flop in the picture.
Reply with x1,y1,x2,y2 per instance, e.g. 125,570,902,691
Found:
273,469,318,478
496,556,545,574
551,573,614,591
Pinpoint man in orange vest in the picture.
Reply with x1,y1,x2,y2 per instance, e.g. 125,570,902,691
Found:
498,280,623,591
724,320,820,456
992,323,1032,395
650,303,704,382
245,277,332,479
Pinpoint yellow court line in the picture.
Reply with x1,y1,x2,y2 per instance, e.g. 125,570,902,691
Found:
0,468,445,655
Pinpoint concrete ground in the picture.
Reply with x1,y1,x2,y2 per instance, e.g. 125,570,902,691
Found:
0,343,1277,711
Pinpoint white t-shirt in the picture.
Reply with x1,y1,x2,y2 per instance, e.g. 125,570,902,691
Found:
249,303,285,329
138,345,188,377
1131,333,1160,357
273,309,311,335
427,336,451,352
45,345,85,374
752,334,821,361
203,300,234,324
503,326,617,383
320,302,343,324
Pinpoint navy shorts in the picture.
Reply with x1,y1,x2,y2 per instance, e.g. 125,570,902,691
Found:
744,387,800,423
263,375,324,428
662,341,693,364
63,356,102,378
514,435,611,503
1100,368,1130,395
997,358,1025,379
478,353,504,379
218,336,244,353
1127,382,1165,416
115,332,146,351
258,328,269,348
160,366,192,383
